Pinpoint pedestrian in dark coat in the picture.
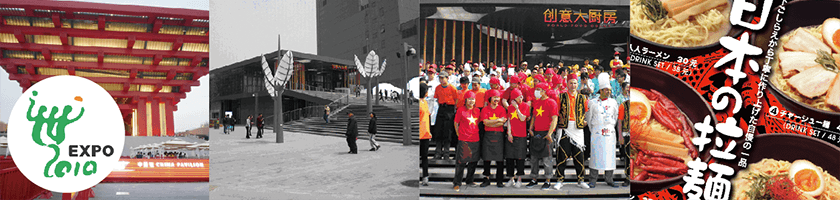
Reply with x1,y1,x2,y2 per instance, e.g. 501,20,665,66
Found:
346,112,358,154
256,114,264,139
368,112,380,151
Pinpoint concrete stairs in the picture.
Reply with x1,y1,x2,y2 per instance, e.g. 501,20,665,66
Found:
284,104,420,144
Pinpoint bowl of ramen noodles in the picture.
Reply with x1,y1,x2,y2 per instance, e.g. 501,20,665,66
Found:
732,133,840,200
759,0,840,127
630,0,735,48
629,64,717,194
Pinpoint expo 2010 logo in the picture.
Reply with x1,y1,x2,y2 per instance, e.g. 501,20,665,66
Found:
8,76,125,193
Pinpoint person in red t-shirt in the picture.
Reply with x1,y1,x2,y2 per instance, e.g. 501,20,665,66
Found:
504,88,529,188
527,83,558,190
502,75,521,108
455,77,470,108
479,89,507,188
452,91,481,192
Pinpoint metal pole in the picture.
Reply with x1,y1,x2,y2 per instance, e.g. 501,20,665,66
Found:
402,49,411,146
254,92,258,129
276,88,283,143
367,76,372,114
375,76,380,105
276,35,284,143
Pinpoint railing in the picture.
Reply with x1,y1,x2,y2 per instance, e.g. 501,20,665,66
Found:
0,165,49,200
286,83,338,93
263,93,351,125
281,93,350,123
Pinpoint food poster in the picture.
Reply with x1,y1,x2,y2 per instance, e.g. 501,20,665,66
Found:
629,0,840,199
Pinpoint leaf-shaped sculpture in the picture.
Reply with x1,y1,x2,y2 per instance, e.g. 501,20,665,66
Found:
376,59,387,76
364,50,379,77
274,50,294,87
261,55,276,97
354,54,367,77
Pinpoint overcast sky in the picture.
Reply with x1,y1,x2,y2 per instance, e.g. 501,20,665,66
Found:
209,0,317,70
0,0,209,132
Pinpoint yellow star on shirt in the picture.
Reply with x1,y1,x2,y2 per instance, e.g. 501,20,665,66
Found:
536,106,545,117
489,114,498,120
510,111,519,120
467,115,477,125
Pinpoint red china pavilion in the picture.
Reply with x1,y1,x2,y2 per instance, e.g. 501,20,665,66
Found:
0,0,209,136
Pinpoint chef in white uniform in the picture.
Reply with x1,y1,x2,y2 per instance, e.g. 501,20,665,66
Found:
584,73,619,188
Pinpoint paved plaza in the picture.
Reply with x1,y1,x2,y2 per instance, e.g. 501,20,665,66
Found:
209,126,418,200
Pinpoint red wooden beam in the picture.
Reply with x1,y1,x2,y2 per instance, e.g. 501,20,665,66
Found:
110,91,186,99
97,50,104,63
118,104,136,110
127,36,136,49
59,33,68,45
14,29,25,43
2,1,208,24
67,66,75,75
0,42,208,59
152,19,163,33
190,55,202,67
153,54,162,66
122,82,130,92
153,83,162,93
0,58,208,73
8,73,200,87
25,63,35,75
51,13,61,28
40,48,51,61
166,69,176,80
130,69,138,79
97,16,106,31
172,38,183,51
0,26,209,43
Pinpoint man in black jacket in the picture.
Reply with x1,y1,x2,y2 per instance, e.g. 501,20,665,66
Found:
346,112,358,154
368,112,380,151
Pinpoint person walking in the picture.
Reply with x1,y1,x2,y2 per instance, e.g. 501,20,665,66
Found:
324,105,331,124
256,114,264,139
223,114,230,134
346,112,359,154
419,83,432,186
229,116,236,132
368,112,380,151
452,91,481,192
585,73,620,188
245,115,253,139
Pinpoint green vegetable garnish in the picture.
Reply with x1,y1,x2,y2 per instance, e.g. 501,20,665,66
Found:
640,0,669,22
816,50,839,73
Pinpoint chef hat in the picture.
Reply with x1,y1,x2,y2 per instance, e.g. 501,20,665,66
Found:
598,73,611,90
